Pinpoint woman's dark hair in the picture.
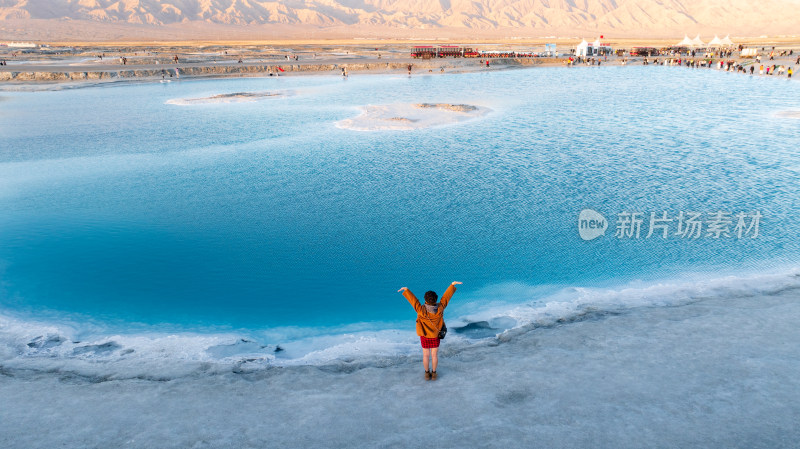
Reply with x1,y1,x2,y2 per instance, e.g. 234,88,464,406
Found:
424,290,438,305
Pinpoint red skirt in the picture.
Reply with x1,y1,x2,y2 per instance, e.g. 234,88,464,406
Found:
420,336,440,348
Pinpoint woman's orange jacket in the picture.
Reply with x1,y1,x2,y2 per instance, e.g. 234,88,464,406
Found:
403,284,457,338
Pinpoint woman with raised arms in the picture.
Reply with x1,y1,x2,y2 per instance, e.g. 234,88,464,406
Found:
398,281,462,381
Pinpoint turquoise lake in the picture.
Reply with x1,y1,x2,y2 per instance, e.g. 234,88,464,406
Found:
1,65,799,340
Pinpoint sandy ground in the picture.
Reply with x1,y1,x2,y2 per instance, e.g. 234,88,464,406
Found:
14,36,800,48
1,39,798,88
1,288,798,448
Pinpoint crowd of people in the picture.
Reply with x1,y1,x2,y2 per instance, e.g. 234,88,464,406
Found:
648,56,794,78
555,45,797,80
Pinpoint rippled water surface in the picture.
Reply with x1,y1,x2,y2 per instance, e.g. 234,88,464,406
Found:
1,66,800,333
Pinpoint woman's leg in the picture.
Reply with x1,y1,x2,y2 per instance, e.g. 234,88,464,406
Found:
422,348,430,372
431,348,438,372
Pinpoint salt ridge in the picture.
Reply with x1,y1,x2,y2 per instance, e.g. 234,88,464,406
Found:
166,90,292,105
336,102,491,131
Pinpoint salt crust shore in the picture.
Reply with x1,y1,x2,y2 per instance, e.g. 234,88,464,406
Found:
0,58,542,85
1,285,799,448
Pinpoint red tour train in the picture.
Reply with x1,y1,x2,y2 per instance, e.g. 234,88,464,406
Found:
411,46,479,58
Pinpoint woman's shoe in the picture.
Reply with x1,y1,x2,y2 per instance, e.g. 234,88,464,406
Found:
425,370,432,380
431,371,437,380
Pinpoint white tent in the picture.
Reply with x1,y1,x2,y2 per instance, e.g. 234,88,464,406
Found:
690,34,705,47
575,39,589,57
675,35,694,47
720,35,734,46
708,35,722,47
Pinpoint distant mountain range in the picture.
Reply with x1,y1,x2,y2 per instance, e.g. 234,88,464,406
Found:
2,0,799,40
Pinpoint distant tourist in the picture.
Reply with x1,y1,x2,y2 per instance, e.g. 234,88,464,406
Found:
788,67,793,79
398,281,462,381
407,63,412,75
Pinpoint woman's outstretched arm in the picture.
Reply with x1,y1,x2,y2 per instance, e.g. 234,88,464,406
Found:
398,287,424,315
440,281,462,309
